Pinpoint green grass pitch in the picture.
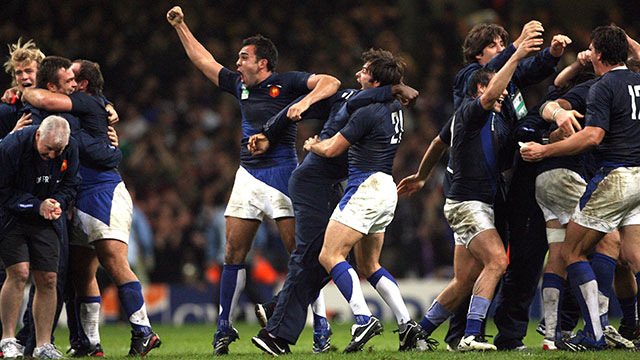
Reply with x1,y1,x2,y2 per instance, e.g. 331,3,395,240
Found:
52,320,635,359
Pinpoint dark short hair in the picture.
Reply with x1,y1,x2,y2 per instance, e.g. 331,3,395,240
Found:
242,34,278,72
591,25,628,66
462,24,509,64
467,68,495,97
361,48,405,86
73,59,104,95
36,56,72,89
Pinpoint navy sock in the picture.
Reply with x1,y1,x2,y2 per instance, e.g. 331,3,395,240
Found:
591,253,616,326
117,281,151,335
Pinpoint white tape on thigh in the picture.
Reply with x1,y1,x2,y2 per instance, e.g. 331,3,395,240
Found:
546,228,566,244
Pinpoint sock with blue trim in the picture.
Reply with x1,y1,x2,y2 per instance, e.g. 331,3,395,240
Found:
218,264,246,331
311,288,329,332
592,253,616,327
117,281,152,335
542,273,564,340
465,295,491,336
419,300,452,336
330,261,371,325
75,296,101,346
567,261,603,341
368,267,410,326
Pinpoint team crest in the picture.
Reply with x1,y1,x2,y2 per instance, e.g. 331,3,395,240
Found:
269,85,281,98
60,160,67,172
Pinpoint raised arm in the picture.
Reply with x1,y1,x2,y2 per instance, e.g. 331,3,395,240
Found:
481,35,542,110
167,6,223,86
22,88,72,112
628,34,640,60
554,50,591,87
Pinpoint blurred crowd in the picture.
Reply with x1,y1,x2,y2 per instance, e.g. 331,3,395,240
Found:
1,0,637,284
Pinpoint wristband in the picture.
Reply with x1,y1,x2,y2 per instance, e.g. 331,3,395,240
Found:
552,107,563,121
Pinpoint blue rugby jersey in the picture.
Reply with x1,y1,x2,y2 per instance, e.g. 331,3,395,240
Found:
445,97,501,204
0,126,80,233
339,100,404,177
585,67,640,167
218,67,312,170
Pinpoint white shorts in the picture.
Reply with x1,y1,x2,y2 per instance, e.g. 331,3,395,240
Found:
443,199,495,247
330,172,397,234
572,166,640,233
70,181,133,246
535,168,587,225
224,166,294,221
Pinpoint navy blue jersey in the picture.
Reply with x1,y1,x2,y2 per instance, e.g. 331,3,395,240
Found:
69,92,110,143
260,86,395,183
339,100,404,176
584,68,640,166
21,101,122,172
0,126,80,234
218,67,312,169
0,103,21,138
446,97,502,204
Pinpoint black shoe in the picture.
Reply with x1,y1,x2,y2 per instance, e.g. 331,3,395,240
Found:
255,302,275,328
70,343,105,357
555,330,606,352
343,317,383,353
252,329,291,356
212,327,239,355
395,320,423,351
128,330,161,356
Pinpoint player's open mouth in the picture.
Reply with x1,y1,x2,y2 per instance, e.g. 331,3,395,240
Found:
237,70,244,83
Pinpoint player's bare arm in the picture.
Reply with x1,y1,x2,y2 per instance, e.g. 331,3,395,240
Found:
167,6,223,87
397,135,447,196
303,133,350,158
286,74,340,121
481,35,541,110
554,50,590,87
627,34,640,60
22,88,72,112
520,126,604,162
539,100,583,135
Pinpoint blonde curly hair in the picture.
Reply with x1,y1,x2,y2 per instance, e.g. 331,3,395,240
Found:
3,38,45,86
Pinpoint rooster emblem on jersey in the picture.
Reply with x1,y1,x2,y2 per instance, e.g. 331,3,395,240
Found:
60,160,68,172
269,85,280,98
